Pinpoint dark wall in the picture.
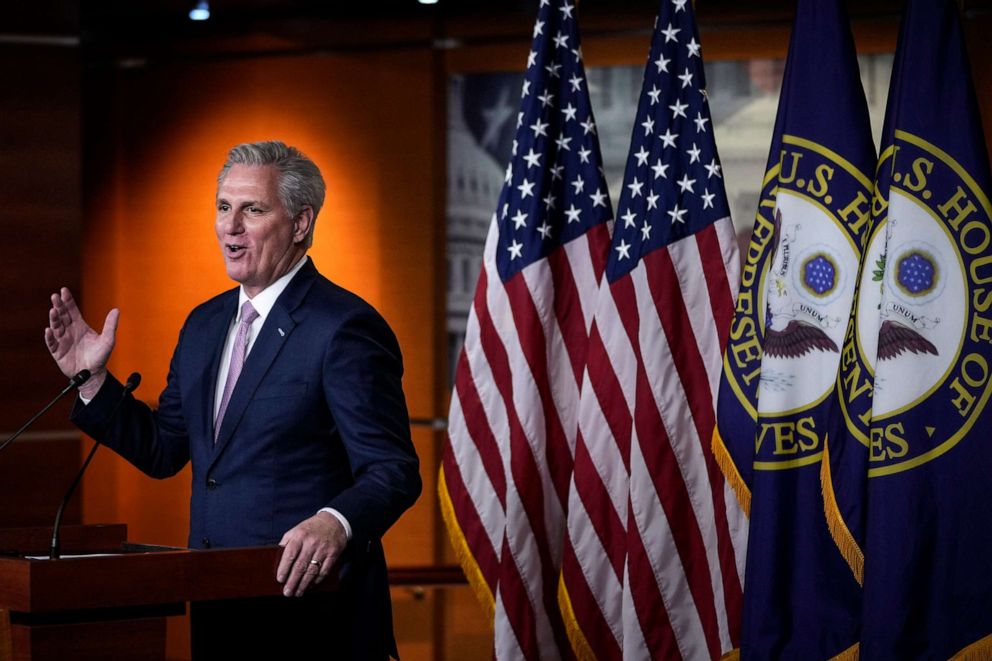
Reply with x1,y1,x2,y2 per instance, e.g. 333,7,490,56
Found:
0,42,83,526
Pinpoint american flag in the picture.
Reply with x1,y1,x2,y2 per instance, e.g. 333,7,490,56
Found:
438,0,613,657
558,0,747,658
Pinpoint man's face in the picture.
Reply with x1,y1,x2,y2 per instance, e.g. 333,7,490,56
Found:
215,164,310,297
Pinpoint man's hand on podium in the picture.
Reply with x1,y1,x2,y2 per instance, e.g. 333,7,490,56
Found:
277,511,347,598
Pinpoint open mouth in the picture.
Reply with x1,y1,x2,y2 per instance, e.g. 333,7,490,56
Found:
226,244,247,255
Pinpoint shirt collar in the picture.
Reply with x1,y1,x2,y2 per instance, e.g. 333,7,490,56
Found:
236,255,309,322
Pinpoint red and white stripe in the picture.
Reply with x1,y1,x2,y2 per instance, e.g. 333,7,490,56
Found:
561,217,747,659
442,216,611,659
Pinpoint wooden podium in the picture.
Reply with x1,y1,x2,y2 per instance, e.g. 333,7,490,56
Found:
0,524,334,660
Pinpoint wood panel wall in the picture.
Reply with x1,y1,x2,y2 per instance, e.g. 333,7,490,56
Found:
0,44,83,528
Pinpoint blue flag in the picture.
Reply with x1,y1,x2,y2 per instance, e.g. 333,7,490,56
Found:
724,0,877,658
855,0,992,656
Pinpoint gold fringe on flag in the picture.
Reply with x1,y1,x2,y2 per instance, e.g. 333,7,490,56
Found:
820,435,864,585
557,579,598,661
712,427,751,516
830,642,860,661
949,633,992,660
437,466,496,625
720,648,741,660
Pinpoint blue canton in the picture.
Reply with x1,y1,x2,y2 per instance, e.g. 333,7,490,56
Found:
606,0,730,282
495,0,614,282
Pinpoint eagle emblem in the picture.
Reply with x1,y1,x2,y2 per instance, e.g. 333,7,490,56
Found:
764,319,840,359
877,319,939,360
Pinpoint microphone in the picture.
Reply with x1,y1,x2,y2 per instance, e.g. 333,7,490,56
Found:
50,372,141,560
0,369,91,456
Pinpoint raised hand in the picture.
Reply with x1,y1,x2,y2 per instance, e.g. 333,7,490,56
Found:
44,287,118,399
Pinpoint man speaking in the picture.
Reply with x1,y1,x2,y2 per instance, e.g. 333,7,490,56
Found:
44,141,422,659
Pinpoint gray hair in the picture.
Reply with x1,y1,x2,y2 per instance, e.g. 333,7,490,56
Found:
218,141,326,247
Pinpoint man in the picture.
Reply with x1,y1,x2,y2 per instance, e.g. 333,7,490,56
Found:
44,141,422,658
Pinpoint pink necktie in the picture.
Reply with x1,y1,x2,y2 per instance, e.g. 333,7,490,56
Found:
215,301,259,441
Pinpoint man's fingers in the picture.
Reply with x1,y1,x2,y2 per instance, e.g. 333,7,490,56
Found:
295,562,321,597
315,557,335,584
284,555,313,597
101,309,120,342
276,538,301,583
49,300,66,332
61,288,83,323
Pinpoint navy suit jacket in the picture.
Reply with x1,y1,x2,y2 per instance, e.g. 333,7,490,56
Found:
72,258,421,654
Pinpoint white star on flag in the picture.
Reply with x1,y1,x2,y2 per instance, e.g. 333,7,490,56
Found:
669,99,689,118
507,239,524,258
627,177,644,197
694,111,710,133
701,189,715,209
615,239,631,260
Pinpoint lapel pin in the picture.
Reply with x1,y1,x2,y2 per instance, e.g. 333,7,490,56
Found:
277,328,285,337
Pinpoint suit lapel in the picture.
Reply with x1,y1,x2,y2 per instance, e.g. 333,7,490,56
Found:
195,293,237,449
209,260,317,465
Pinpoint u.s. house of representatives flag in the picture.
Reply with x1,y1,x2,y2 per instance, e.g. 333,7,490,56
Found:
438,0,613,657
850,0,992,657
736,0,877,658
558,0,745,658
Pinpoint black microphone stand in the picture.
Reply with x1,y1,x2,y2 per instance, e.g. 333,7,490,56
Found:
50,372,141,560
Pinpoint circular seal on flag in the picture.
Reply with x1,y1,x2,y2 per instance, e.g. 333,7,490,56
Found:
752,136,871,472
872,205,964,419
863,133,991,477
760,192,856,414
